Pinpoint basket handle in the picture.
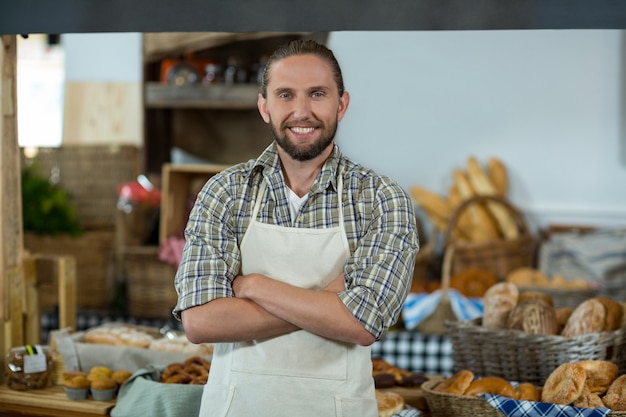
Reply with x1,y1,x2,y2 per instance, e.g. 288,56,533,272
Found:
442,194,531,247
440,245,455,293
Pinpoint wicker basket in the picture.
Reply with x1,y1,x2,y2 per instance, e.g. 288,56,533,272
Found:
443,195,536,281
446,318,626,386
423,378,626,417
421,379,504,417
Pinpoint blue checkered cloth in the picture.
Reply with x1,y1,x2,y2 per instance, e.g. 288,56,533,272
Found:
484,394,612,417
371,330,454,375
393,408,421,417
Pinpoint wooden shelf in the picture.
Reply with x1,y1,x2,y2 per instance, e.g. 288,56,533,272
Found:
144,82,259,109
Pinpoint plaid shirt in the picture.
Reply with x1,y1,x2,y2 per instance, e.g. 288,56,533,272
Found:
173,142,419,340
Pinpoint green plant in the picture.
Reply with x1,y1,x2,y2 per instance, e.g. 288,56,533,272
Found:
21,163,83,236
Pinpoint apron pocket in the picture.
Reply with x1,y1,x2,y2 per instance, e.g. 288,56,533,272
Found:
198,383,235,417
334,395,378,417
231,330,348,380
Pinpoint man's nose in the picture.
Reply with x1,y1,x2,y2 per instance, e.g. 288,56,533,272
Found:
292,96,312,118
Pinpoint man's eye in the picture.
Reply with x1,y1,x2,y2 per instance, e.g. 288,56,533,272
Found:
312,92,325,98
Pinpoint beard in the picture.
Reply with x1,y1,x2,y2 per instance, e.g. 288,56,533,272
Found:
270,116,338,161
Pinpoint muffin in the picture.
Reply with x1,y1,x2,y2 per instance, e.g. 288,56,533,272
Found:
111,370,132,386
64,375,90,401
90,377,117,401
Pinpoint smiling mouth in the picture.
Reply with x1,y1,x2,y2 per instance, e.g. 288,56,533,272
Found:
289,126,316,135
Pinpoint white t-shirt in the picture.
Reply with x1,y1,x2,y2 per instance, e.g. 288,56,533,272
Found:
286,186,308,224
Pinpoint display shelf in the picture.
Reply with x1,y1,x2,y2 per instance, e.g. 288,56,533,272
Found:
144,82,259,109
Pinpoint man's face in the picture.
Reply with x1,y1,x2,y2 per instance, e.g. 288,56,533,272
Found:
257,54,349,161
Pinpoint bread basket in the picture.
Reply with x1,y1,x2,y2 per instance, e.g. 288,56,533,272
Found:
443,195,536,281
446,318,626,386
421,379,504,417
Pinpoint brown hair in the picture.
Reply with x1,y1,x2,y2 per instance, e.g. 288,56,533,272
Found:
260,39,345,98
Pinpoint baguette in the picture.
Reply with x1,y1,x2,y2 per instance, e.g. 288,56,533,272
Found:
452,169,500,242
487,157,508,197
466,156,519,239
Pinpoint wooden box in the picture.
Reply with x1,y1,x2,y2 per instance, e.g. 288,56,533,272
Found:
159,163,230,244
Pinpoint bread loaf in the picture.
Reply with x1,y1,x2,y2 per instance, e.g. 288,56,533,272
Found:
561,298,606,337
482,282,519,328
452,169,500,242
466,156,519,240
487,157,508,197
505,300,557,335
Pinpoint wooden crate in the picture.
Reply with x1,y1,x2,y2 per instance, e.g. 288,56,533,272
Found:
159,163,230,244
121,245,178,320
24,231,115,310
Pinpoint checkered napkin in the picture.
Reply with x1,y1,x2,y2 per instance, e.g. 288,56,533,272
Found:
484,394,612,417
402,289,483,330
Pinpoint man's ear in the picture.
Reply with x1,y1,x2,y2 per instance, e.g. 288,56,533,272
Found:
257,93,270,123
337,91,350,122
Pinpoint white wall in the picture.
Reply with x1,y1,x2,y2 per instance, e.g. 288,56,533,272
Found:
62,30,626,230
328,30,626,229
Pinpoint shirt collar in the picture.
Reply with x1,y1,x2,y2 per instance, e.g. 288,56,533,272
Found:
251,142,343,194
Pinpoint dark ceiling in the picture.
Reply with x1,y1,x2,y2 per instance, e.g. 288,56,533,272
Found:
2,0,626,35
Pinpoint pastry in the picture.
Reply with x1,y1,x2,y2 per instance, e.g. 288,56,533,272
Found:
577,360,618,394
449,267,497,298
515,382,540,401
463,376,516,398
433,369,474,395
603,374,626,410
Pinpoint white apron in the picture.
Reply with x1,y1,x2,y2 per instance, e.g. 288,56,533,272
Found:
198,176,377,417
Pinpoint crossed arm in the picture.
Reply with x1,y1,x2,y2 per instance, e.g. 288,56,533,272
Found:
181,273,376,346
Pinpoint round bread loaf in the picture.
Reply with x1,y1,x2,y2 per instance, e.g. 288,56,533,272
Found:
593,296,623,332
506,299,557,335
561,299,606,337
482,282,519,329
376,390,405,417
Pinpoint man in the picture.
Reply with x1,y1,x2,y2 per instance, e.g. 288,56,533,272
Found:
174,39,419,417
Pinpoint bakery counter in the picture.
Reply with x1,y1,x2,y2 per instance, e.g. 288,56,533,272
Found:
0,385,114,417
371,330,454,376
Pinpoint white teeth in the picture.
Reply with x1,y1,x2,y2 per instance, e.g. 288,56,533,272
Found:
290,127,314,134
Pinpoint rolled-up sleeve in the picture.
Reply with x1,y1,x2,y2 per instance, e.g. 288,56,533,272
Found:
339,178,419,340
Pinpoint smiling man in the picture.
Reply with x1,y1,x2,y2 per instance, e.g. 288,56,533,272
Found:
174,39,419,417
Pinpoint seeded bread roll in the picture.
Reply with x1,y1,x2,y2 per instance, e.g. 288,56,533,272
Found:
541,362,587,405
